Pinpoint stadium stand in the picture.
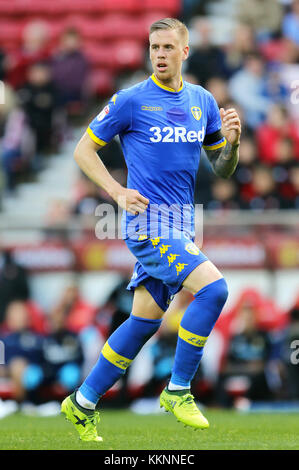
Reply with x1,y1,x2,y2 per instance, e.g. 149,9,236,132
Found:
0,0,299,410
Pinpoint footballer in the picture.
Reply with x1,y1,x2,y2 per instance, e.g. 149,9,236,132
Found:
61,18,241,441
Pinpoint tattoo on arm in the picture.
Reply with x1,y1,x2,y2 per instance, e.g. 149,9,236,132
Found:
205,141,239,178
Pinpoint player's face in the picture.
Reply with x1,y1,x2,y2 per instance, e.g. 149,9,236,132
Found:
149,29,189,83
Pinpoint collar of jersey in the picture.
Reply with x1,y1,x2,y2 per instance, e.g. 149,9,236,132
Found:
150,73,184,93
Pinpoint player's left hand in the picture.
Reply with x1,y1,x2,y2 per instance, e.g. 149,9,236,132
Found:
220,108,241,146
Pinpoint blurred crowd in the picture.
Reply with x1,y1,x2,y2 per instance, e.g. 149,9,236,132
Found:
0,0,299,414
187,0,299,211
0,0,299,213
0,22,90,195
0,248,298,410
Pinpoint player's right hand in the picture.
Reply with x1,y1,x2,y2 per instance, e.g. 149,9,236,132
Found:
114,187,149,215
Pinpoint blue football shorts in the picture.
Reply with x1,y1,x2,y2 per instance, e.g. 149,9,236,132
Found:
125,228,208,312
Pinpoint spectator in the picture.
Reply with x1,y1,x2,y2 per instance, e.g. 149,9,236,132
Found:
205,77,231,109
0,48,7,81
256,104,299,165
0,250,30,326
106,278,134,338
217,302,274,407
186,17,229,87
51,28,89,115
234,135,257,191
275,136,297,169
282,0,299,45
229,52,271,129
278,39,299,121
99,139,126,174
93,277,134,405
279,163,299,208
206,179,240,210
0,83,18,136
6,21,51,90
240,165,281,210
41,304,84,395
263,64,289,104
1,105,35,191
18,61,59,156
50,284,96,334
182,0,210,22
225,23,256,77
1,301,44,402
237,0,283,41
281,301,299,399
72,172,118,218
272,137,297,206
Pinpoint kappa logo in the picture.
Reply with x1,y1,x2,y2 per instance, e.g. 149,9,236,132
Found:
167,253,180,266
96,105,110,121
138,234,148,241
175,262,188,276
150,237,161,248
185,242,200,255
159,244,171,257
191,106,202,121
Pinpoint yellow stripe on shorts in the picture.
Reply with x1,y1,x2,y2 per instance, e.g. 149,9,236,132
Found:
178,325,208,348
101,342,132,370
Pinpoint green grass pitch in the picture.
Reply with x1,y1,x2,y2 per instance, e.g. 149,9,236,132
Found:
0,409,298,450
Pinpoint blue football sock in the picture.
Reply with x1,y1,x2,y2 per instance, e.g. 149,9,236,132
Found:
78,314,162,405
170,278,228,388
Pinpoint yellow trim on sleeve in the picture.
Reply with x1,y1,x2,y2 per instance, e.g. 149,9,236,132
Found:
203,138,227,151
178,325,208,348
150,73,183,92
101,342,132,370
87,127,108,146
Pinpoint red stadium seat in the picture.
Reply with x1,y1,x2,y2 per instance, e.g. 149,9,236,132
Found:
139,11,175,41
142,0,181,15
0,22,23,47
11,0,54,15
53,0,140,15
89,68,116,97
99,0,142,14
59,0,99,14
0,3,16,15
84,43,116,69
61,15,99,39
85,40,144,72
113,40,144,70
61,15,142,42
89,15,144,42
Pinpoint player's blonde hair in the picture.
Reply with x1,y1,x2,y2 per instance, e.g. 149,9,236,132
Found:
149,18,189,46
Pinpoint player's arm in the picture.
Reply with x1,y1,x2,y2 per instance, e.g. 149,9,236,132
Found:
204,107,241,179
74,132,149,215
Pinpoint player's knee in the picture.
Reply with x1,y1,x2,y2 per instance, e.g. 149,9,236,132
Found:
197,277,228,310
213,277,229,308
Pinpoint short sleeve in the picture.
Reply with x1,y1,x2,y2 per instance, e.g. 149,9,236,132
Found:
203,92,226,150
87,91,132,146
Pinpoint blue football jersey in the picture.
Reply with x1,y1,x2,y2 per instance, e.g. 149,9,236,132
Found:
87,74,226,239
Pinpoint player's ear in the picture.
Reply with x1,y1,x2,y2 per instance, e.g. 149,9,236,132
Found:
182,45,189,61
